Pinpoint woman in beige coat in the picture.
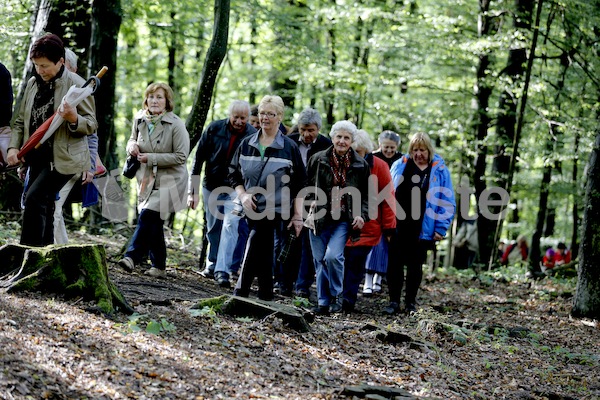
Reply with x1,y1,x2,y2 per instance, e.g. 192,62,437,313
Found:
118,82,189,277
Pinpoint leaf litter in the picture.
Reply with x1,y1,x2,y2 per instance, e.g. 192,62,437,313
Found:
0,230,598,399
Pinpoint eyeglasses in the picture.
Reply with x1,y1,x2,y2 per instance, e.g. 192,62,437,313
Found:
259,111,278,119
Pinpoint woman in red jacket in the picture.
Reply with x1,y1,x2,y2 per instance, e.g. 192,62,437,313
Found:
342,129,396,313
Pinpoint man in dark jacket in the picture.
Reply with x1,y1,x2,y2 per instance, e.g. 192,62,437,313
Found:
188,101,256,284
283,108,332,298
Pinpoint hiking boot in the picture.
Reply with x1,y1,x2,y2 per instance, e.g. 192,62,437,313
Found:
215,272,231,288
342,300,355,314
118,257,134,273
382,302,400,315
311,305,330,316
405,303,417,314
199,267,214,279
145,267,166,278
295,289,310,299
329,302,342,314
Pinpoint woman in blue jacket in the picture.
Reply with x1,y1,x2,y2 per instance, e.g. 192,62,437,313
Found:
383,132,455,314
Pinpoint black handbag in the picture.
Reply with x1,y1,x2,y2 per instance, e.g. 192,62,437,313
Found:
122,155,140,179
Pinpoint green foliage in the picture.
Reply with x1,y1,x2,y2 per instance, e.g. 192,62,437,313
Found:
292,296,311,308
1,0,600,248
189,306,220,323
116,313,176,335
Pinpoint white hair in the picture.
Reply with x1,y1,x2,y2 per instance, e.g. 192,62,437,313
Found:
329,120,357,141
64,48,78,72
352,129,375,153
229,100,251,116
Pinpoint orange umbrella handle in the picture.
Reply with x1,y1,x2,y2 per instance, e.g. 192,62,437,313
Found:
96,66,108,79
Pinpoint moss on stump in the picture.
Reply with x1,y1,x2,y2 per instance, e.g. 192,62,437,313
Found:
0,243,133,315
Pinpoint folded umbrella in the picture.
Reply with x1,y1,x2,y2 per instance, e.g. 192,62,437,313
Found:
17,66,108,160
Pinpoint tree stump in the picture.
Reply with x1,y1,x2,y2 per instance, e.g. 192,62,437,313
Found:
0,243,133,315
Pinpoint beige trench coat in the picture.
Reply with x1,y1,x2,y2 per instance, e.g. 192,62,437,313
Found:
126,110,190,217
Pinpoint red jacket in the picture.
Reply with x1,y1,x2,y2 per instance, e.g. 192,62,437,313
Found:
347,155,396,247
543,248,571,269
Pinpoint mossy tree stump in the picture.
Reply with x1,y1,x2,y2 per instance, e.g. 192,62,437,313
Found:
0,243,133,315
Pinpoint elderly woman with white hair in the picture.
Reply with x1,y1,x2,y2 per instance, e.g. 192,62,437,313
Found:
373,130,402,168
306,120,370,315
342,129,396,312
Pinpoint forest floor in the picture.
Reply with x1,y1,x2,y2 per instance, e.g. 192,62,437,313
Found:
0,222,599,400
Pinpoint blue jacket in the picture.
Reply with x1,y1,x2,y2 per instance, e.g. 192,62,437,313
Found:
390,153,455,240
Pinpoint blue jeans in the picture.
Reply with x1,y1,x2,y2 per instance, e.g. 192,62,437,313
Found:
310,222,349,307
214,191,242,278
125,209,166,269
202,186,229,271
231,218,249,273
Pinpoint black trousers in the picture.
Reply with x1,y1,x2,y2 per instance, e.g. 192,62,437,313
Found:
125,209,166,270
387,233,433,306
342,245,372,306
21,164,73,246
234,218,279,301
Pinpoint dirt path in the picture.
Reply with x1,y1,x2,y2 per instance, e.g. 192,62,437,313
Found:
1,231,598,399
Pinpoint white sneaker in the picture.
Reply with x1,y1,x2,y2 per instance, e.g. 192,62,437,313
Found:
363,272,374,296
118,257,134,273
145,267,166,278
373,273,383,293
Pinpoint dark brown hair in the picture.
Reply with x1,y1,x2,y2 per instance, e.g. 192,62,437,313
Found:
30,33,65,64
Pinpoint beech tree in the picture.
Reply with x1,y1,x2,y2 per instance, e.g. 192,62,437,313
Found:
187,0,230,148
89,0,122,169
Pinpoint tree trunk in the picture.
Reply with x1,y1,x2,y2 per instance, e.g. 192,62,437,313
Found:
531,27,571,272
491,0,534,183
543,208,555,237
46,0,92,77
186,0,230,149
14,0,54,116
324,0,337,127
488,0,541,269
530,167,551,271
473,0,495,265
571,130,581,258
0,244,133,315
571,129,600,319
89,0,122,171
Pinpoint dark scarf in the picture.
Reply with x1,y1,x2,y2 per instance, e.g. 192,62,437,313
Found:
329,150,351,216
28,66,65,165
330,150,351,187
